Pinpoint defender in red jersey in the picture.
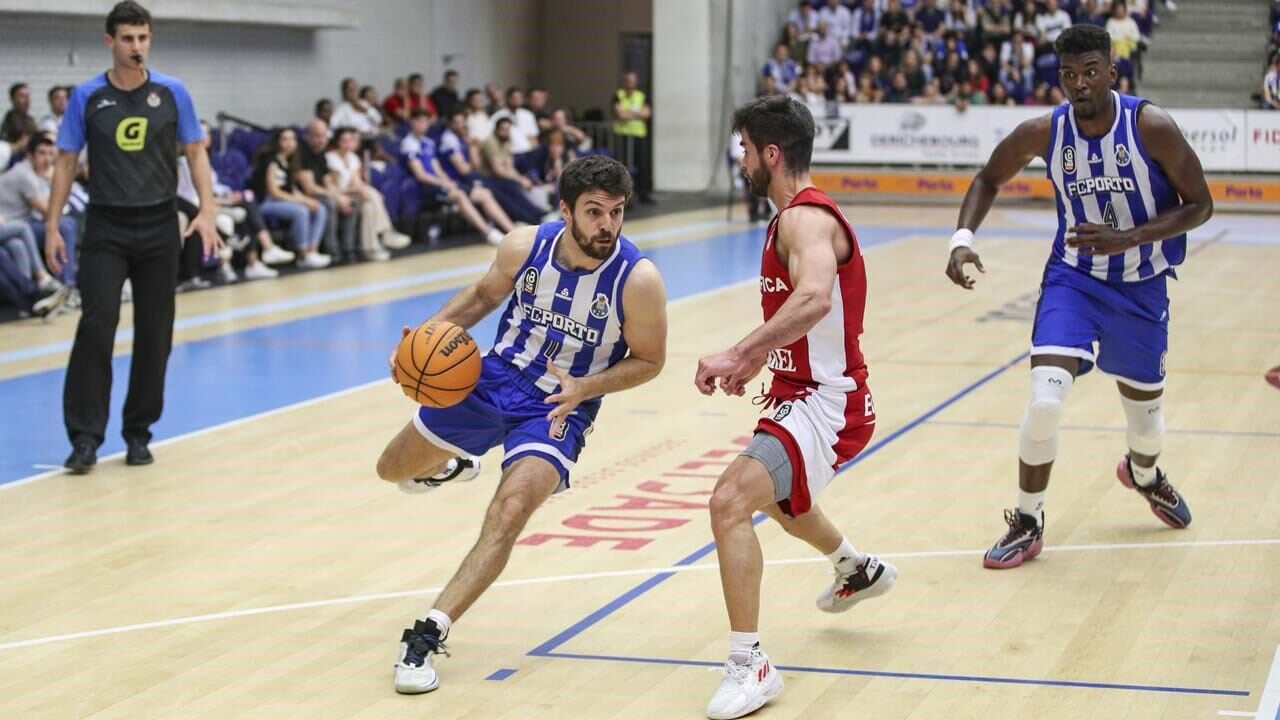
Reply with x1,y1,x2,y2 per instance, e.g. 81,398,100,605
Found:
695,97,897,720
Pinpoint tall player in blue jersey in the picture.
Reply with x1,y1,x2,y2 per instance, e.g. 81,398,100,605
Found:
945,25,1213,569
374,155,669,693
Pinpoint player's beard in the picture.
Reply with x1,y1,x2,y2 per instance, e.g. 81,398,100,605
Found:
746,164,772,198
569,218,617,261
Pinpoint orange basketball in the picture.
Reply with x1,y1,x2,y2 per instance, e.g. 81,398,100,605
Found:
395,321,482,408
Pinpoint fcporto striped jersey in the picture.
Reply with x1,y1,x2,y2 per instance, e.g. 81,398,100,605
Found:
1046,90,1186,282
492,221,644,393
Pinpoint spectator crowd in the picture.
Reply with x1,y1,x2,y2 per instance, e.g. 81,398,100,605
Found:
763,0,1172,110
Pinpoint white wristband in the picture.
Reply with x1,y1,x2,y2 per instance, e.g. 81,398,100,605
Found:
948,229,975,253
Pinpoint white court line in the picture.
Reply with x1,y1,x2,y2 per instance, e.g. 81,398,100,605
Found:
1218,712,1256,717
0,219,738,365
1,536,1277,653
1256,645,1280,720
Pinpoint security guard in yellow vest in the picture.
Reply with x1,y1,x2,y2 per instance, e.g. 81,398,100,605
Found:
613,72,654,203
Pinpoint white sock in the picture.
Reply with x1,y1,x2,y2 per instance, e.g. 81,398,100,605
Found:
1018,490,1046,525
826,538,867,574
729,631,759,664
426,608,453,639
1130,459,1158,487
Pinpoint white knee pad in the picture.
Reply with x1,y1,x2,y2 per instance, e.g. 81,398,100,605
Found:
1121,395,1164,456
1019,366,1074,466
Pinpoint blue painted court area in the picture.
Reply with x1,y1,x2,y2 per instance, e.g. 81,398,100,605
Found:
0,225,925,486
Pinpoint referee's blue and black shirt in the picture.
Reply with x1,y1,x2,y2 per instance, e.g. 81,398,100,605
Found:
57,70,204,208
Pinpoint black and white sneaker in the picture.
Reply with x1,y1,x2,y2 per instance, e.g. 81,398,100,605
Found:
393,619,449,694
399,456,482,494
816,555,898,613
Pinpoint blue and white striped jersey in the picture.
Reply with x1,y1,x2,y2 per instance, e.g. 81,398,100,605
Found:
1046,90,1186,282
492,221,644,393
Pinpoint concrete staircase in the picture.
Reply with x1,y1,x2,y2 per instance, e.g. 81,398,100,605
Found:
1140,0,1272,108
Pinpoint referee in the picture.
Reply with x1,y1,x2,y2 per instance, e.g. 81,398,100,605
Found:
44,1,222,474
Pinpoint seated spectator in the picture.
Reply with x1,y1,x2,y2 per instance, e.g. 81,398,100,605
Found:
332,78,376,137
407,73,437,117
885,71,912,102
314,98,334,126
472,116,551,224
787,0,820,38
326,127,410,261
430,70,462,119
850,0,880,53
981,0,1014,48
0,244,65,318
1264,52,1280,110
760,74,781,97
39,86,69,135
967,58,992,95
799,65,829,104
944,0,976,40
990,81,1017,105
866,55,889,88
903,49,929,96
0,135,77,287
1013,0,1042,39
1049,84,1067,104
918,0,948,38
854,73,883,103
1037,0,1074,44
807,20,843,69
783,22,810,68
548,109,590,151
1,83,35,145
359,85,386,130
881,0,912,34
1106,1,1142,60
484,82,505,114
298,118,358,261
936,29,970,63
533,129,574,190
464,89,494,143
832,61,857,97
829,74,856,102
912,79,948,104
383,77,410,126
819,0,854,49
1001,29,1037,68
400,108,511,245
763,42,802,93
528,88,554,132
250,127,331,268
1077,0,1108,27
955,79,988,105
489,87,540,154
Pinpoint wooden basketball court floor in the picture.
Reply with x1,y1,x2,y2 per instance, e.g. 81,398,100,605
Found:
1,202,1278,720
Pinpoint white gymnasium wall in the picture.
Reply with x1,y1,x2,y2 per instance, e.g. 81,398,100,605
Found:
0,0,538,127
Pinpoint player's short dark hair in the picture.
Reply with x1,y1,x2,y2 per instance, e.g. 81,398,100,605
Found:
26,134,54,155
1054,24,1111,58
9,82,27,100
559,155,633,211
106,1,151,36
731,95,815,174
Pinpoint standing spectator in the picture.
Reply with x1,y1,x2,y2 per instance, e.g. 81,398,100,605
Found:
39,86,69,135
819,0,854,49
613,71,654,203
297,119,356,262
1037,0,1074,43
326,127,410,261
762,43,801,93
332,78,375,136
383,77,409,126
807,21,843,68
47,1,220,473
0,136,76,287
527,87,553,132
1,83,35,143
489,88,540,154
314,98,333,126
359,85,385,130
464,89,493,142
251,127,330,269
1264,53,1280,110
400,108,511,245
430,70,461,119
483,82,504,114
407,73,436,117
473,116,551,224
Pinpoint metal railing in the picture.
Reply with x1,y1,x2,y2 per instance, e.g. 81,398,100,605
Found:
576,121,637,169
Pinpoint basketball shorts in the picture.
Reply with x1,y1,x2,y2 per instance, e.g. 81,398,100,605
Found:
1031,260,1170,390
414,354,600,490
752,384,876,518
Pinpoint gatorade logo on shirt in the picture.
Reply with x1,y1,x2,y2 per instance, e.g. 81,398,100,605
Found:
115,117,148,152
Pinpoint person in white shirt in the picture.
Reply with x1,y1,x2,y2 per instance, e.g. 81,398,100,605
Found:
331,77,375,136
488,88,540,154
325,127,410,261
818,0,854,48
1106,1,1143,60
359,85,386,131
788,0,821,38
1035,0,1073,43
38,86,69,135
1264,52,1280,110
464,89,493,142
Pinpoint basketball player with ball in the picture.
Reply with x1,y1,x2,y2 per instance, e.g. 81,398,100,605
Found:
375,155,669,695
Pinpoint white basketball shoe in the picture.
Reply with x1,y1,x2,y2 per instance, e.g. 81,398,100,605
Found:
393,620,448,694
399,456,482,494
706,647,783,719
816,555,898,613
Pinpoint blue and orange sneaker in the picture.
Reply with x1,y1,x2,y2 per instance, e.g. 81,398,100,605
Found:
1116,457,1192,529
983,509,1044,569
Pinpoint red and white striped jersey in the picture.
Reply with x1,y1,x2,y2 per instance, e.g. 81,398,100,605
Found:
760,186,869,396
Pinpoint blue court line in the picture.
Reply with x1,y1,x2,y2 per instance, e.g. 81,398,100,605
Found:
485,668,518,681
527,350,1030,659
537,652,1249,698
926,420,1280,439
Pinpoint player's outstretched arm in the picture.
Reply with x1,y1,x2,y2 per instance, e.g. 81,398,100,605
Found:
430,225,537,329
1067,105,1213,256
947,114,1052,289
695,205,837,396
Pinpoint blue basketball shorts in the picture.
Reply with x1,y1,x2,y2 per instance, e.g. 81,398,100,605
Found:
413,354,600,489
1030,260,1171,390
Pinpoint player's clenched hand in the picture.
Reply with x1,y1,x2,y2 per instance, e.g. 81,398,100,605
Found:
1066,223,1134,256
389,326,411,383
544,363,587,439
695,348,764,397
945,246,985,290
